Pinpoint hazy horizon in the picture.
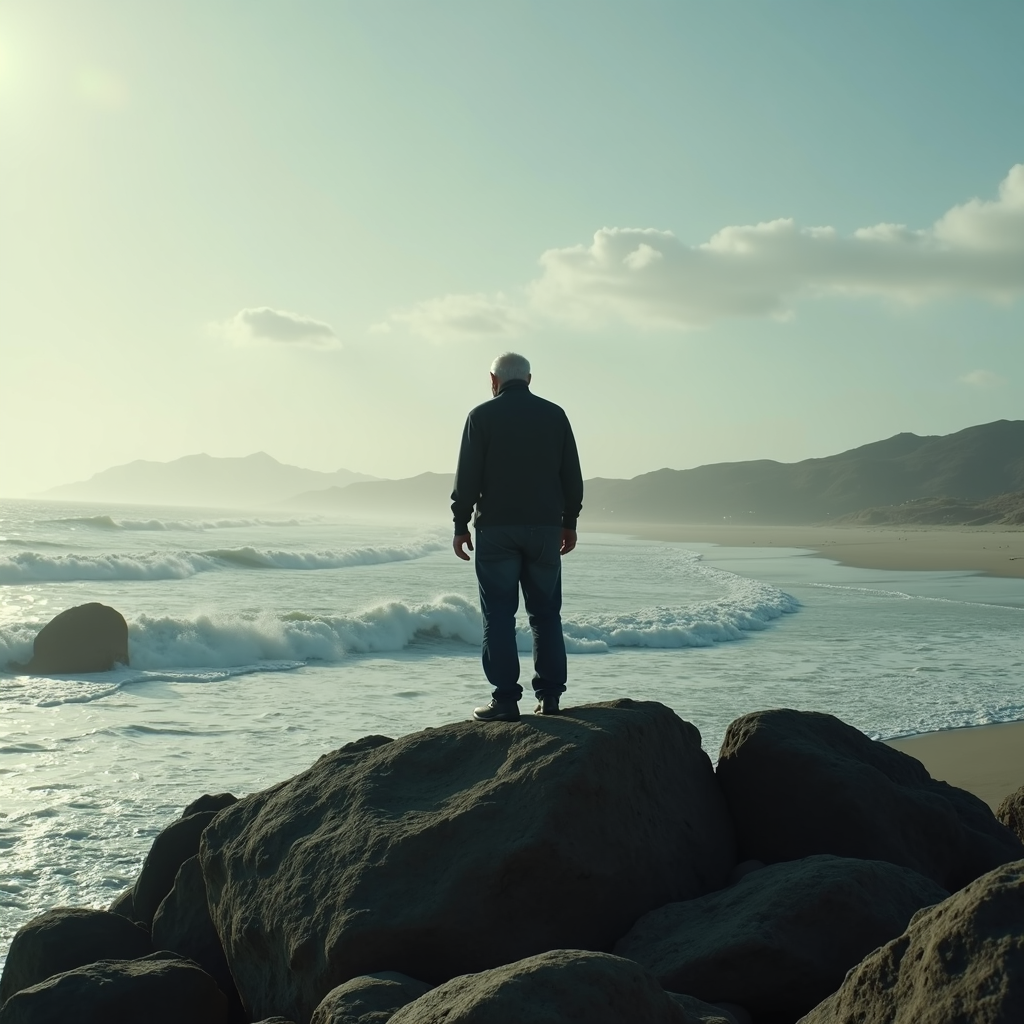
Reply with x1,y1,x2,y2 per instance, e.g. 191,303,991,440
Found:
2,2,1022,497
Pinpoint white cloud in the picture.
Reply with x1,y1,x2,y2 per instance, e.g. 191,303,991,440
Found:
381,292,528,342
960,369,1004,388
386,165,1024,339
218,307,338,347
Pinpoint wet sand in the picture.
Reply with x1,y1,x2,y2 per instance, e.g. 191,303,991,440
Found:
592,522,1024,578
886,721,1024,810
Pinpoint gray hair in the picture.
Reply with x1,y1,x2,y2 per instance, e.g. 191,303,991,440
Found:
490,352,531,383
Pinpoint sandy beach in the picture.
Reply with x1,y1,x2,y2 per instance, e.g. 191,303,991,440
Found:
593,522,1024,579
887,722,1024,810
591,521,1024,810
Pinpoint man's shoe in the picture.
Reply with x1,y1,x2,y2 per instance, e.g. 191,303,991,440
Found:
473,699,520,722
534,696,561,715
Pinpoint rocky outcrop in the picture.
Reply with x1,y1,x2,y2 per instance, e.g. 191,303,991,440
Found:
12,603,129,674
799,858,1024,1023
201,700,736,1023
615,854,948,1023
0,907,152,1004
310,972,431,1024
667,994,744,1024
134,808,225,927
996,784,1024,844
716,709,1024,890
0,952,228,1024
388,949,694,1024
151,855,246,1023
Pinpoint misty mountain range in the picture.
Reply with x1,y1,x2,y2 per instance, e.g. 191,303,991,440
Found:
38,420,1024,526
41,452,376,508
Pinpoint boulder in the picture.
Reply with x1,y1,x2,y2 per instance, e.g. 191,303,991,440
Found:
13,602,128,674
387,949,694,1024
182,793,238,818
108,886,137,921
201,701,736,1023
996,784,1024,844
799,858,1024,1023
310,972,431,1024
615,854,948,1023
0,952,228,1024
716,709,1024,890
152,855,246,1023
667,993,744,1024
134,809,220,926
0,907,152,1004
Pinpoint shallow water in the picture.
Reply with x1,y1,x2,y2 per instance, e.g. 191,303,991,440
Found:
2,498,1022,962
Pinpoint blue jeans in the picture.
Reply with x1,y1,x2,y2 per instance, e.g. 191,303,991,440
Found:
474,525,567,702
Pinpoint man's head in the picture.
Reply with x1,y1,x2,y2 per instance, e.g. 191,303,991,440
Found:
489,352,531,396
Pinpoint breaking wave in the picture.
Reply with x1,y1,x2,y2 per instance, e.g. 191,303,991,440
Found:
1,582,798,687
48,515,308,532
0,541,446,583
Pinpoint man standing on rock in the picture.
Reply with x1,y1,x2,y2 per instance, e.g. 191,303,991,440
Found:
452,352,584,722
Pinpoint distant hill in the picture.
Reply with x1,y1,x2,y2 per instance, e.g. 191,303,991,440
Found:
286,473,454,518
41,453,377,508
584,420,1024,525
838,492,1024,527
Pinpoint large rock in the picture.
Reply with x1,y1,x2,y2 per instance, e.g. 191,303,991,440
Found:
134,809,222,926
0,952,227,1024
310,972,431,1024
152,855,246,1023
13,602,128,674
388,950,694,1024
615,854,948,1023
201,700,736,1023
996,784,1024,844
799,858,1024,1023
0,907,152,1004
716,709,1024,890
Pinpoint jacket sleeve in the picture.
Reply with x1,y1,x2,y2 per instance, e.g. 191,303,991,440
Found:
559,418,584,530
451,412,484,535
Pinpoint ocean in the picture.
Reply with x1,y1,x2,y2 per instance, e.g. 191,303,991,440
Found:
2,497,1023,964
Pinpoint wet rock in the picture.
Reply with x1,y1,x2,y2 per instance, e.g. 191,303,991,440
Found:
996,784,1024,845
134,810,220,927
388,949,693,1024
151,855,246,1023
615,854,948,1023
310,972,431,1024
201,701,735,1022
0,951,227,1024
0,907,151,1004
799,858,1024,1023
716,709,1024,890
12,603,128,674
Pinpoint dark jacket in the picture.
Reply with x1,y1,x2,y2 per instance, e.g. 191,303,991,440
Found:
451,379,584,535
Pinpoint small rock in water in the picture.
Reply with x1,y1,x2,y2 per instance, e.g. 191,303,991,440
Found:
12,602,129,674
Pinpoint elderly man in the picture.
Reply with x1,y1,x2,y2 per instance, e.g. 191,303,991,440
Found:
452,352,584,722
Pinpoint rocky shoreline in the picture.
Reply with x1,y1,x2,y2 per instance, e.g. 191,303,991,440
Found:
1,699,1022,1024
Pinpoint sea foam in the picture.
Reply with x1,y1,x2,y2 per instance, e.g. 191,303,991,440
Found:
1,579,798,691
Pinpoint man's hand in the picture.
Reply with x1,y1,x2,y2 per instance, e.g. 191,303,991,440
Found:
560,529,577,555
453,533,474,560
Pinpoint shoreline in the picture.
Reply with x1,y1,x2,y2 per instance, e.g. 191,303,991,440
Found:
590,521,1024,578
588,521,1024,808
885,721,1024,810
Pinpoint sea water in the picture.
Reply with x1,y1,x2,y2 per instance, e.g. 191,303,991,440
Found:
2,497,1023,962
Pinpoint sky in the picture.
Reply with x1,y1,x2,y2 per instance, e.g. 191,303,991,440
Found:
1,0,1022,496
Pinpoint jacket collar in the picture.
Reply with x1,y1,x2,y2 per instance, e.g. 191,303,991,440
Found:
497,378,530,396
